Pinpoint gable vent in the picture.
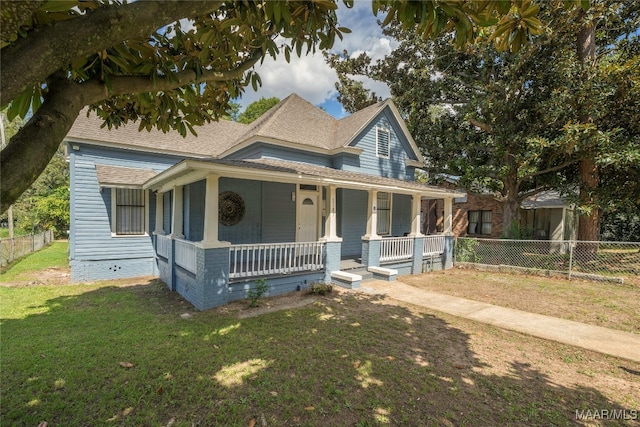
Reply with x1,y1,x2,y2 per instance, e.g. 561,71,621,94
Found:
376,125,390,158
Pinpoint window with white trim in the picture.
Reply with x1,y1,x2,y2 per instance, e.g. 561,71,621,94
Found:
377,192,391,235
376,125,391,158
112,188,146,235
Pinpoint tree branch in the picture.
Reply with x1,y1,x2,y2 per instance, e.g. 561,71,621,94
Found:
81,49,264,104
467,117,493,133
1,74,84,213
1,0,223,105
519,159,578,182
1,48,264,211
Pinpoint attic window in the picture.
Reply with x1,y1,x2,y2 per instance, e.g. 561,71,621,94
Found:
376,125,390,158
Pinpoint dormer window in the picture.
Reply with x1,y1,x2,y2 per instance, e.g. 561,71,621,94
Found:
376,124,391,158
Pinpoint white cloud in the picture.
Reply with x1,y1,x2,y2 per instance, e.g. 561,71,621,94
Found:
236,1,396,110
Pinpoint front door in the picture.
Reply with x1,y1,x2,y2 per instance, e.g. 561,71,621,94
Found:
298,192,318,242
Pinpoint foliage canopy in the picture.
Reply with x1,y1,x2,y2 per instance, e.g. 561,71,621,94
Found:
0,0,550,213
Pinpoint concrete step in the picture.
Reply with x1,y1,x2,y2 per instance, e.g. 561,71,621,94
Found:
347,269,375,281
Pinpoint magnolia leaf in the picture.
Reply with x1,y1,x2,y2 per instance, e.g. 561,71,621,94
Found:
40,0,78,13
7,89,33,121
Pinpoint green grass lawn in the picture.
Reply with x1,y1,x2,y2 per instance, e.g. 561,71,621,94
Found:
2,244,639,426
2,277,639,426
1,241,68,279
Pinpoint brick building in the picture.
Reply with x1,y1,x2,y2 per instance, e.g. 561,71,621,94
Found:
422,182,504,238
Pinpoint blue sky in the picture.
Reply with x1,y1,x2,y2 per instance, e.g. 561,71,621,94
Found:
236,1,395,119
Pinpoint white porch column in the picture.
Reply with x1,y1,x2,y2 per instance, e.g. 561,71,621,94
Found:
322,185,340,241
201,174,221,246
408,194,423,237
170,185,184,239
154,192,164,234
444,197,453,234
363,189,379,239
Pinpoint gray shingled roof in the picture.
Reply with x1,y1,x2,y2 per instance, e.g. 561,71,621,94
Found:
95,164,157,187
65,94,398,158
67,111,249,157
521,190,570,209
333,100,386,148
235,94,339,150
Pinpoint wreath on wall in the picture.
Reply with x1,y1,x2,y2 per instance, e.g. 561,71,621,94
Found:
219,191,245,226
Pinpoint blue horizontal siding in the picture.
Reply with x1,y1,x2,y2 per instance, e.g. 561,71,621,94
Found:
226,143,332,167
218,178,263,244
69,144,182,282
262,182,296,243
343,109,418,180
338,189,367,258
184,180,205,241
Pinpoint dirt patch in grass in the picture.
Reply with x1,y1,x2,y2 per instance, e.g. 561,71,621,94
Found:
219,292,321,318
400,267,640,334
0,266,71,287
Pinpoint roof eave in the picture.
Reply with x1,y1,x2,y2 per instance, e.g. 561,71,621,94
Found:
65,137,212,159
145,159,467,199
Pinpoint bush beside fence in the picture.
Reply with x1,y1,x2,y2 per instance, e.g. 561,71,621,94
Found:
454,237,640,285
1,230,54,267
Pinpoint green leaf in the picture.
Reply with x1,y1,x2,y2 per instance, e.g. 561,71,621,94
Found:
7,89,33,121
40,0,78,13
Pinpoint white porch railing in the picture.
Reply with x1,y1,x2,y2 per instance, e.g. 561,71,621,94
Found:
156,234,172,259
423,235,445,256
380,236,414,262
229,241,325,279
174,239,197,273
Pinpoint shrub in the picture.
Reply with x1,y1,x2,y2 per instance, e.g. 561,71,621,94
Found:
307,282,333,296
247,279,268,307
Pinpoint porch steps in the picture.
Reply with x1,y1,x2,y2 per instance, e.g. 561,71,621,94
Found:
332,266,397,290
331,271,364,289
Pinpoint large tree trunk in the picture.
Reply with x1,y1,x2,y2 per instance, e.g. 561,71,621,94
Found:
576,18,599,244
500,178,521,238
577,157,599,242
499,160,521,238
1,75,84,213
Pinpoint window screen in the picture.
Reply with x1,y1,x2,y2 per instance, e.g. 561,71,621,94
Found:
377,192,391,235
116,188,145,235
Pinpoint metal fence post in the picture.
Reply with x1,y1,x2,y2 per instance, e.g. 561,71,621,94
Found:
453,237,457,265
568,240,574,280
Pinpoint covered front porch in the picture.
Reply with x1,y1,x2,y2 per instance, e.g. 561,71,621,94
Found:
145,159,462,310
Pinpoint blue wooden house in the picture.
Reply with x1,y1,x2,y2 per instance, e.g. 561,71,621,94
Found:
65,94,464,310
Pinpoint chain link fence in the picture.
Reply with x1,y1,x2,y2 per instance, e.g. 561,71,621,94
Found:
454,237,640,285
1,230,54,267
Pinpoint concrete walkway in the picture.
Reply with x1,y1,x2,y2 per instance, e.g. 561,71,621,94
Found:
357,280,640,363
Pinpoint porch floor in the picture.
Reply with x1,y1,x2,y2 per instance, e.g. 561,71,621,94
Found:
340,258,364,270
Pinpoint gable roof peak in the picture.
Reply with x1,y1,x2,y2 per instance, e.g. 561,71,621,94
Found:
232,92,338,150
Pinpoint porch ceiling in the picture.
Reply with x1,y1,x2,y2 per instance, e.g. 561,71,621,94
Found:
144,158,465,199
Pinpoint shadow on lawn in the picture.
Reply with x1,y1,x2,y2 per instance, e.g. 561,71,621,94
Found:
2,279,638,426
